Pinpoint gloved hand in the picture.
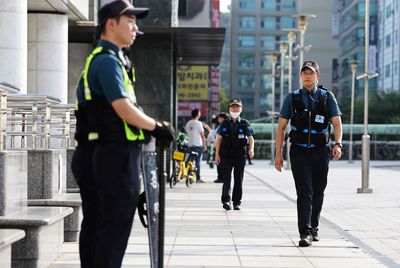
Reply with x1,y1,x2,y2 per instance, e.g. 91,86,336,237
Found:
151,120,175,148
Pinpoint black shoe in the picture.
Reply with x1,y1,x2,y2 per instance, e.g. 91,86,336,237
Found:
311,228,320,242
214,179,223,183
222,202,231,210
233,205,241,210
298,234,312,247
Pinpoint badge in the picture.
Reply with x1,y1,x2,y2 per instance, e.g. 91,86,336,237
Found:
315,115,325,123
238,134,245,139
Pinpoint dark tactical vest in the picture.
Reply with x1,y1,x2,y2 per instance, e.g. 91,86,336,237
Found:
77,46,144,143
289,88,330,148
219,119,250,158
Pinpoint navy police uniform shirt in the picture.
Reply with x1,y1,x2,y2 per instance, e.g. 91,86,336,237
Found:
76,39,129,105
279,86,342,120
216,117,255,137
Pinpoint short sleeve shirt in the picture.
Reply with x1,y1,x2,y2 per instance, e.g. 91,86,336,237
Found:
86,40,129,103
279,86,342,120
186,119,204,147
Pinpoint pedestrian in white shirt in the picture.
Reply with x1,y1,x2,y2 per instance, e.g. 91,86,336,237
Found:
186,109,206,183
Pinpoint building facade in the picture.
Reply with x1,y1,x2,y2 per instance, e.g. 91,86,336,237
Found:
333,0,378,100
378,0,400,93
297,0,340,92
230,0,297,119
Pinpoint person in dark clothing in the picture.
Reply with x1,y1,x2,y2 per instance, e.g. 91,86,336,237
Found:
275,60,343,247
213,112,228,183
74,1,174,267
215,99,255,210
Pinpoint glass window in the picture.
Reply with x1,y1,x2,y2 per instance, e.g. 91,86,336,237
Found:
238,36,255,48
261,16,276,30
281,16,295,28
261,54,272,68
238,74,255,88
386,34,391,47
261,74,272,89
238,54,255,69
259,93,270,107
281,0,295,11
385,64,391,78
260,36,276,50
239,16,256,29
261,0,276,11
357,28,364,38
239,0,256,10
239,95,254,107
386,4,393,18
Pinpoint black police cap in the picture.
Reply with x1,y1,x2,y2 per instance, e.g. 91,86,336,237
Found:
98,0,149,26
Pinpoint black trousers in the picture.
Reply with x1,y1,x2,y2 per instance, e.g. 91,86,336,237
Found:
93,143,141,268
290,145,330,235
220,157,246,205
71,143,99,268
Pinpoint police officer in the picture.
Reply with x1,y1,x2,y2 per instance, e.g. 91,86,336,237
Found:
275,60,343,247
71,78,99,268
76,1,174,267
215,98,255,210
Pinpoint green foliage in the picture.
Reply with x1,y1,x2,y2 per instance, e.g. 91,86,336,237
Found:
340,91,400,124
219,91,230,113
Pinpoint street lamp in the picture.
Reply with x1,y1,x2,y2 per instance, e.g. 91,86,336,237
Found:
279,41,288,107
356,0,378,193
348,61,358,163
293,14,316,86
282,29,298,170
270,52,278,164
283,29,298,95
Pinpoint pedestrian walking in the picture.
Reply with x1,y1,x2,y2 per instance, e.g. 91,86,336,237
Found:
186,109,207,183
75,1,174,267
275,60,343,247
215,98,255,210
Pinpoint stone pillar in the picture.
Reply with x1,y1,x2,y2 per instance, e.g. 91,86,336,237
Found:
0,1,27,92
28,13,68,102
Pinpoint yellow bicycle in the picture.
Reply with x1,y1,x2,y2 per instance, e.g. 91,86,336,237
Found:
170,149,198,188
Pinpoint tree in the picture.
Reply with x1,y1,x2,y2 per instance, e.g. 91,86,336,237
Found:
340,91,400,124
219,90,230,113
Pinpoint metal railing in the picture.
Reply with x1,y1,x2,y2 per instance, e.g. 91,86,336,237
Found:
0,87,76,150
0,82,20,150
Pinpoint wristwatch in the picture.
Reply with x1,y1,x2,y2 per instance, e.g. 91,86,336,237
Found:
334,143,343,149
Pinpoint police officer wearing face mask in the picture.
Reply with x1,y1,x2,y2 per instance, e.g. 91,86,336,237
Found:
275,60,343,247
215,98,255,210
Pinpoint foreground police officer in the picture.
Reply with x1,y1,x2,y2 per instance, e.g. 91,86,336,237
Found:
73,1,174,267
71,86,99,267
215,98,254,210
275,60,343,247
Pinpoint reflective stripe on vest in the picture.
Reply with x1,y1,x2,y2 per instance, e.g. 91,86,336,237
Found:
82,46,144,142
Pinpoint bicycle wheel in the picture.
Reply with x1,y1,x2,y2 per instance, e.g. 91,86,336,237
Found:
170,166,180,188
186,171,195,188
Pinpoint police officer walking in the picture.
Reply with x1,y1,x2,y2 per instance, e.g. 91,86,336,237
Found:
215,98,255,210
275,60,343,247
74,1,174,267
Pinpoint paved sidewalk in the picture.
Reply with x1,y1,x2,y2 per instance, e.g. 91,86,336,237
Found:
49,160,400,267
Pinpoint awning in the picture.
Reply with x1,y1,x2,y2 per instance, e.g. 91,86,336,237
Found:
69,26,226,66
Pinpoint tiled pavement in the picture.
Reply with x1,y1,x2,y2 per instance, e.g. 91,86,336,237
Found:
50,160,400,267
